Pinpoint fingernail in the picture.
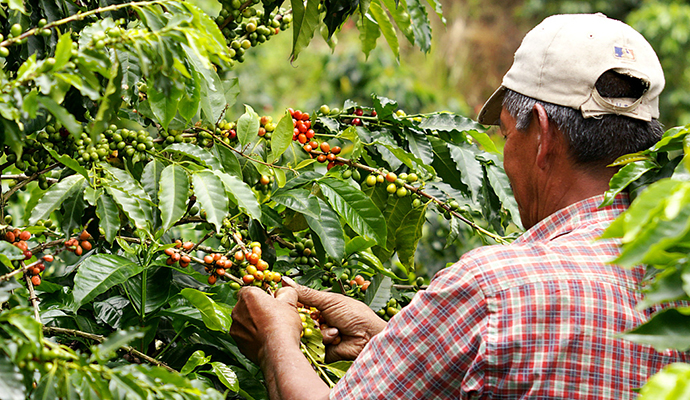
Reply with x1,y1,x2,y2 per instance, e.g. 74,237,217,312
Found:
282,276,296,287
325,327,339,337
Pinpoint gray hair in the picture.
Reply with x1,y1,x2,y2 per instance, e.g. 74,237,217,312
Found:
502,72,663,169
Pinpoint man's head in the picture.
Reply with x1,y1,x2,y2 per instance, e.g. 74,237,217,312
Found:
479,14,665,228
479,13,664,170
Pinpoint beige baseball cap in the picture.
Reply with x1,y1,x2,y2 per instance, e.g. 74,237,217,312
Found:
477,13,664,125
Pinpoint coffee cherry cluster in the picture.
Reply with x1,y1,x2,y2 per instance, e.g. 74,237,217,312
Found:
165,240,193,268
288,238,316,266
217,0,291,64
298,306,323,342
4,228,34,260
258,115,277,139
234,242,282,287
376,298,401,322
101,125,154,161
255,174,273,196
64,230,93,256
342,107,376,127
364,170,420,199
25,257,49,287
311,141,342,171
348,274,371,292
288,108,314,144
202,251,232,285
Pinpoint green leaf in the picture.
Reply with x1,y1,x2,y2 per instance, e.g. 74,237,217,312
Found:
407,0,432,52
373,139,435,180
159,165,190,231
53,32,73,71
192,171,228,233
364,275,392,310
91,329,145,362
29,174,85,225
237,105,260,148
638,362,690,399
72,254,145,311
43,146,89,178
214,144,243,179
619,308,690,351
38,96,82,136
395,203,427,269
124,266,173,314
186,0,222,18
96,193,120,243
381,0,414,44
180,350,211,375
601,159,659,207
485,161,521,227
319,178,387,245
291,0,321,60
323,360,353,379
358,13,381,58
0,356,25,400
183,44,226,124
419,112,484,133
374,195,412,260
447,142,483,202
353,249,397,280
107,186,152,231
269,111,295,163
148,80,183,131
369,1,399,60
211,362,239,391
305,197,346,262
272,189,321,219
212,171,262,220
425,0,445,24
164,143,222,170
180,288,233,331
141,159,165,203
61,187,87,236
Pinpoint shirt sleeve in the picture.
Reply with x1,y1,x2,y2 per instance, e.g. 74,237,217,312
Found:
330,259,489,399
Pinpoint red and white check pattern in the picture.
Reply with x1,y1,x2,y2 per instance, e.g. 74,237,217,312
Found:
331,194,689,399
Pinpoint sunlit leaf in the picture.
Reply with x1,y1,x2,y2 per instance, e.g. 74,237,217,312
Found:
159,164,190,231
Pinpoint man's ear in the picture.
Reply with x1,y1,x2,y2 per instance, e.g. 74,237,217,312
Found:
532,103,558,170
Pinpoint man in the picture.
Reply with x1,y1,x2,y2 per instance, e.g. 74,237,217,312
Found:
230,13,688,399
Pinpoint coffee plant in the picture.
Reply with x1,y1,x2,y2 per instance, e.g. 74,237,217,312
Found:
0,0,525,398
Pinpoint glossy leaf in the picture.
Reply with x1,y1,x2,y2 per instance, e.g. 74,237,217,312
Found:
395,203,427,269
92,329,145,363
164,143,222,170
0,356,25,400
212,170,260,220
320,178,387,244
180,288,233,332
447,142,483,202
192,171,228,233
38,96,82,135
407,0,432,52
211,362,239,391
304,197,346,262
638,362,690,400
375,195,413,260
291,0,321,60
381,0,414,44
619,308,690,351
159,164,190,231
107,186,152,231
141,159,165,203
602,159,659,207
96,193,121,243
181,350,211,375
358,13,381,58
237,105,260,148
369,1,399,60
269,111,295,163
124,266,173,314
43,146,89,178
29,174,85,225
272,188,321,219
72,254,145,311
364,275,392,310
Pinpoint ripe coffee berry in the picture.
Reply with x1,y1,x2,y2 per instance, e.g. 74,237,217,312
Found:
385,172,397,183
19,231,31,241
320,142,330,153
331,146,341,155
317,154,327,163
31,275,41,286
182,241,194,251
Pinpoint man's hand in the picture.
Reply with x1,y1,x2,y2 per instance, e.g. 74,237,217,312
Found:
229,286,302,365
282,276,387,363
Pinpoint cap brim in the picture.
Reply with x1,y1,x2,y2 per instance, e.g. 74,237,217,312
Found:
477,86,506,125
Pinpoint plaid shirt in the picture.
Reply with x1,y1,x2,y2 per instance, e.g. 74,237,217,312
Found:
331,194,689,399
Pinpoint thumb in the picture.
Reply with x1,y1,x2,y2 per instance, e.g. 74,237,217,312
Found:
282,276,333,309
274,287,298,307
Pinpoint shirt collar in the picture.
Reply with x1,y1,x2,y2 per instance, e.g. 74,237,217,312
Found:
513,193,630,244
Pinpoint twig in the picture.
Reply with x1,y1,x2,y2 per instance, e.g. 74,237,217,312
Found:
43,326,177,372
1,163,60,203
0,259,43,282
22,262,41,322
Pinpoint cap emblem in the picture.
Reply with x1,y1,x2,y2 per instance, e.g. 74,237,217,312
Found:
614,46,635,61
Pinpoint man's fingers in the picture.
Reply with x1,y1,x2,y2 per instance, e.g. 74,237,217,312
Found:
320,326,340,344
274,287,298,307
282,276,335,309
